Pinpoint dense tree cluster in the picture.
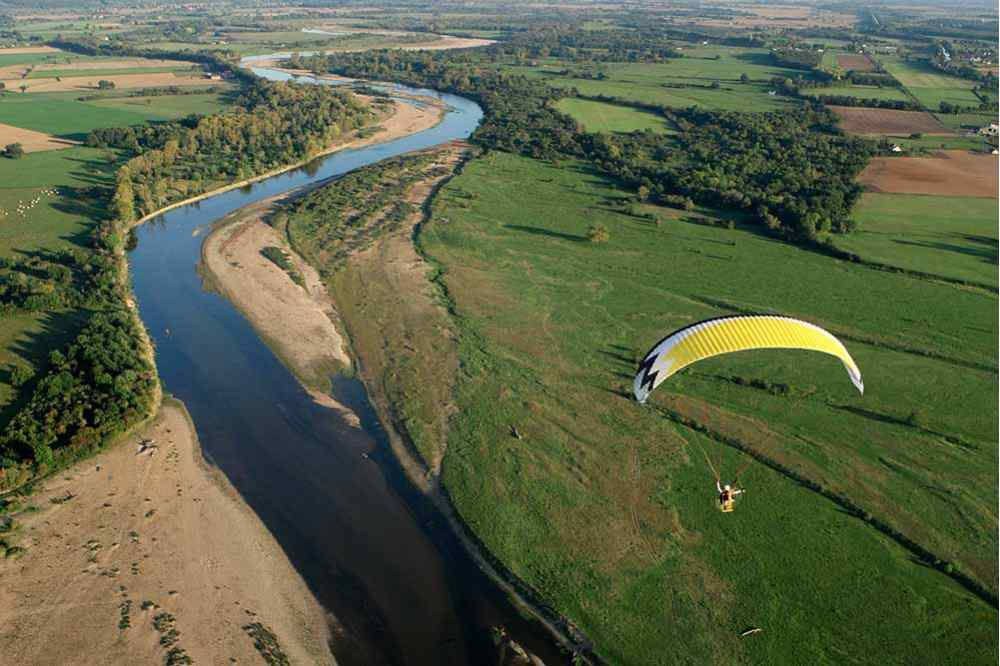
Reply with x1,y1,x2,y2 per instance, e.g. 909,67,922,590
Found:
812,95,920,110
586,106,873,239
312,50,581,160
0,311,156,484
770,46,824,70
0,249,117,316
94,81,371,222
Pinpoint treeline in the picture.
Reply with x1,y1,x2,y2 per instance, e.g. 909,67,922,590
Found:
90,82,371,222
585,106,873,240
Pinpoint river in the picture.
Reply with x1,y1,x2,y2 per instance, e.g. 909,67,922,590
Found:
128,68,566,664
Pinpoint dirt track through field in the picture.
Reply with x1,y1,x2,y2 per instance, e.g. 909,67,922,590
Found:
859,150,998,198
830,106,953,135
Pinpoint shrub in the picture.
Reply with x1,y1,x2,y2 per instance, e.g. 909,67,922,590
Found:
587,224,610,243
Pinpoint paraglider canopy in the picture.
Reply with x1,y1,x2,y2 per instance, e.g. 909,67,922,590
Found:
634,315,863,403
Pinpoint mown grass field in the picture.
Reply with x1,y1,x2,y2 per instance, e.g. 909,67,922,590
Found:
838,193,997,286
880,57,982,110
86,90,235,119
554,98,673,133
413,152,997,664
0,91,225,140
500,48,804,111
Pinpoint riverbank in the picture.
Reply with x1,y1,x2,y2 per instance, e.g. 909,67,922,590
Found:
132,93,445,228
0,399,335,665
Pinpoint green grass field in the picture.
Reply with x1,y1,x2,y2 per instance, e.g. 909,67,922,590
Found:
411,152,997,664
86,90,234,119
933,111,998,131
838,193,997,287
804,84,912,102
0,92,219,140
500,48,805,111
880,57,982,110
25,66,196,79
554,98,673,133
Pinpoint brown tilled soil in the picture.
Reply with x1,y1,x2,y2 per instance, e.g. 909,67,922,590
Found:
0,122,78,152
836,54,875,72
0,402,336,666
859,150,998,198
829,106,954,135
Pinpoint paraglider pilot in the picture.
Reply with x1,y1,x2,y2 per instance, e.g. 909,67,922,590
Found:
716,480,744,513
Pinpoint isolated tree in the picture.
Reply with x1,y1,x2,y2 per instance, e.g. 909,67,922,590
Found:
739,73,750,83
4,142,24,159
98,79,116,90
19,84,27,93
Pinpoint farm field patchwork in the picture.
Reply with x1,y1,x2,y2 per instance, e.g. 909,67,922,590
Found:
418,152,997,665
555,98,673,133
840,193,997,286
829,105,953,135
858,150,998,198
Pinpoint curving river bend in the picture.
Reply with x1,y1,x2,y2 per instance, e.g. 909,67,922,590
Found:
128,68,564,664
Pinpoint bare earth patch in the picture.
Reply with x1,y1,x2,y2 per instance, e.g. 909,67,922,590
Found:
829,106,954,135
2,72,218,93
859,150,998,198
0,46,60,54
0,122,79,152
836,54,875,72
0,401,335,666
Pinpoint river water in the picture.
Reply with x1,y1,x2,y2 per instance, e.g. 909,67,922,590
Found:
128,69,565,664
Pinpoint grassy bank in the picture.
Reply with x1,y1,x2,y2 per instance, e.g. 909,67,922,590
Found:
400,151,997,664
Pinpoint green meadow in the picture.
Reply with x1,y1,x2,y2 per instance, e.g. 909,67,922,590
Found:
0,92,214,140
880,57,982,110
25,66,195,79
410,152,996,664
501,48,805,111
803,84,912,102
838,193,997,287
86,90,235,119
555,98,673,133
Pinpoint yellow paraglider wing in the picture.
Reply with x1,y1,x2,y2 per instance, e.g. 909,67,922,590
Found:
633,315,863,403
